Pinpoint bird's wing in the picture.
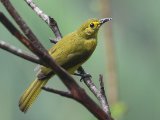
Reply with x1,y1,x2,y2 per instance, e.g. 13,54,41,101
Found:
51,45,89,69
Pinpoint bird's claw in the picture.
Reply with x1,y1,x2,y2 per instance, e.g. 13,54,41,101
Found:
74,73,91,82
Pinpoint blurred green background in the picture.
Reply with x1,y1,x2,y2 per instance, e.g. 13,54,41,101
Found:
0,0,160,120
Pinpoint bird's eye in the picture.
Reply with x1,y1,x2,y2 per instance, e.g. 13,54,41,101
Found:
90,23,94,28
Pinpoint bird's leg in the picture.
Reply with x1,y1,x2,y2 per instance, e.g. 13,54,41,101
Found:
74,72,92,82
74,67,92,82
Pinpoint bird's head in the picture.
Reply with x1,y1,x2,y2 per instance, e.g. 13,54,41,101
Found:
77,18,112,39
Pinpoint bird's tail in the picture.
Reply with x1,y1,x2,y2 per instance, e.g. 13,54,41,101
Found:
19,78,48,113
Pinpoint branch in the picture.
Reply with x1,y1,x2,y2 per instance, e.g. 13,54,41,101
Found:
0,11,47,66
24,0,62,40
0,40,44,65
1,1,108,119
1,0,49,57
77,67,111,117
0,10,47,60
42,87,73,99
99,74,111,116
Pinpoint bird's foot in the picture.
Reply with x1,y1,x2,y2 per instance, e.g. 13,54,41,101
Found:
74,73,92,82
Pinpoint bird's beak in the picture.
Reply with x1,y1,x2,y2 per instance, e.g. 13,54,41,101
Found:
99,18,112,25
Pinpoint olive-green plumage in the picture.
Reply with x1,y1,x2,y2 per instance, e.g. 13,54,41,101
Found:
19,18,111,112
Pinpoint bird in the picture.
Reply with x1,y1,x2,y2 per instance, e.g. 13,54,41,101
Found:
19,18,112,113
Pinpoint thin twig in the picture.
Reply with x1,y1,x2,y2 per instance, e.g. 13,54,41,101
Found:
0,40,44,65
1,0,48,55
42,87,73,99
77,67,111,116
25,0,62,40
0,11,48,62
99,74,111,116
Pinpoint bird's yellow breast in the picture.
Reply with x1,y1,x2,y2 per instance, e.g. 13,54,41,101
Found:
84,39,97,53
67,39,97,74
